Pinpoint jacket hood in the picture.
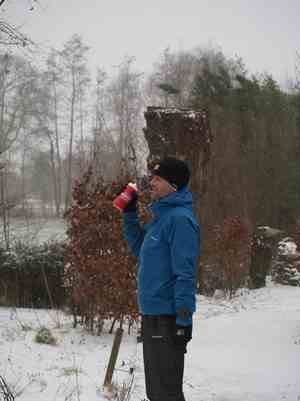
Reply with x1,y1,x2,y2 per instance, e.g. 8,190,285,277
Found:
150,186,193,218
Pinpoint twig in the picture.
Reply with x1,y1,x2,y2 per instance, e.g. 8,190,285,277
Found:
0,375,15,401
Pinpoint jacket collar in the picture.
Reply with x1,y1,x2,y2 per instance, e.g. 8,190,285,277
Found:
149,186,193,219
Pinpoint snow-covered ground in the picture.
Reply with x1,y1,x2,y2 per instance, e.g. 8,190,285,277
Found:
0,281,300,401
0,218,66,245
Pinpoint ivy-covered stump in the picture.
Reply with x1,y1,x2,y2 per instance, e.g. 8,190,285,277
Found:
143,106,212,217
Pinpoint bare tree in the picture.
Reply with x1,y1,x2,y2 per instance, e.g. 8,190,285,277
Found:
89,68,119,181
295,51,300,90
146,47,196,108
0,20,32,47
59,35,91,210
43,50,64,217
0,54,38,154
0,53,37,247
107,56,145,177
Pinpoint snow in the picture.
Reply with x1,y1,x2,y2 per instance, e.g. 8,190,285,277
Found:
1,281,300,401
187,286,300,401
278,238,298,255
150,107,202,120
0,218,66,245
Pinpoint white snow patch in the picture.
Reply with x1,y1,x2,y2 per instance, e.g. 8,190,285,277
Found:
278,238,298,255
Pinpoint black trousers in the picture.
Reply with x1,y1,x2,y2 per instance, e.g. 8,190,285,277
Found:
142,315,190,401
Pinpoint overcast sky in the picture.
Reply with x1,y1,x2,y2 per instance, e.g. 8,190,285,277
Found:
2,0,299,84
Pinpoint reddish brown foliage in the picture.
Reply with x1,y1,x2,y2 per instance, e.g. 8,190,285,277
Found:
212,216,251,297
64,168,141,330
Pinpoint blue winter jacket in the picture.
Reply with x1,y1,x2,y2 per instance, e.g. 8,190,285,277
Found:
122,187,200,326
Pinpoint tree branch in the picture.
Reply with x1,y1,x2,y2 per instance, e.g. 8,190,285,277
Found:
0,20,33,47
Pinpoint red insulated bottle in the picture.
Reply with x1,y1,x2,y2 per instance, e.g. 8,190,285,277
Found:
113,182,137,211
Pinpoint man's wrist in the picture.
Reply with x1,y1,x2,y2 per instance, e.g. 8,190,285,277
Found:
176,307,192,326
123,208,138,215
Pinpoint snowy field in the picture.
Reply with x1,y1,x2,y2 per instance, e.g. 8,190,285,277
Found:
0,281,300,401
0,218,67,245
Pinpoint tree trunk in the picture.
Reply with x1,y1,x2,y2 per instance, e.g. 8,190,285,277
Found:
250,227,285,288
49,138,58,218
53,80,62,217
65,72,76,211
0,168,10,250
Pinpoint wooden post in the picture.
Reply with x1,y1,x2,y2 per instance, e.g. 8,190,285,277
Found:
103,327,124,387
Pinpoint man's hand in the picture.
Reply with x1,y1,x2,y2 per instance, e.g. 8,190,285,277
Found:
173,324,192,346
123,190,138,213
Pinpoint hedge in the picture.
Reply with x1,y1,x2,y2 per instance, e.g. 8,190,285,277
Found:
0,241,66,308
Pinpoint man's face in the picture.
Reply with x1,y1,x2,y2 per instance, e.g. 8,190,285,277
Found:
149,175,176,201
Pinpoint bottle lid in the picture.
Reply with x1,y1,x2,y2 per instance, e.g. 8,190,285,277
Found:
128,182,137,191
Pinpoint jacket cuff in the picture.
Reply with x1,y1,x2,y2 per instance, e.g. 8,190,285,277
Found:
176,315,193,326
123,209,137,215
122,210,139,219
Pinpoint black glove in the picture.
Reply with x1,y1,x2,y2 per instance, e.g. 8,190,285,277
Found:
173,324,192,347
123,190,138,213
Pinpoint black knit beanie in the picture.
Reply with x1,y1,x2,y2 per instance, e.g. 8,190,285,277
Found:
151,157,190,190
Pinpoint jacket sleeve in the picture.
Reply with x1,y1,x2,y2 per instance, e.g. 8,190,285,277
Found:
122,210,145,257
167,215,200,326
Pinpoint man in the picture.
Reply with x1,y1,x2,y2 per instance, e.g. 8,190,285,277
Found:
122,156,200,401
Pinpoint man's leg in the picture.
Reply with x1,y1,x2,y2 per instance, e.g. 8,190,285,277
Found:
142,315,187,401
